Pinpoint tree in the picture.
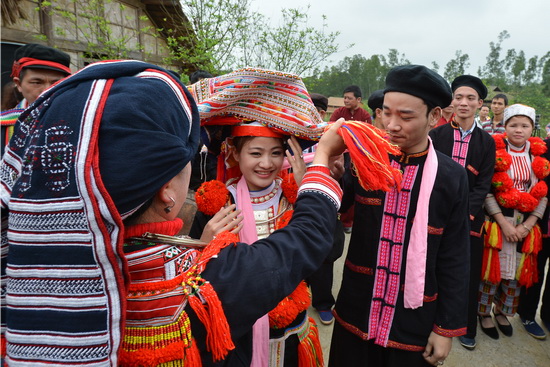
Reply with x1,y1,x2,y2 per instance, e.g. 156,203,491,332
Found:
478,30,510,86
238,7,348,76
443,50,470,82
166,0,254,73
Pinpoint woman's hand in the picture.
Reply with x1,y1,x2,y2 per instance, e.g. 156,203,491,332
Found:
313,118,346,167
500,220,521,243
200,204,243,243
285,136,306,186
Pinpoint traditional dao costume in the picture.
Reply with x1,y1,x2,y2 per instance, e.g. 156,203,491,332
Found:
479,104,549,317
0,61,398,366
0,60,343,366
329,65,471,367
429,75,496,341
188,67,402,367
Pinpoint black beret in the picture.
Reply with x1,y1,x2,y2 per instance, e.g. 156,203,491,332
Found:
14,43,71,75
367,89,384,111
384,65,452,108
451,75,488,100
310,93,328,112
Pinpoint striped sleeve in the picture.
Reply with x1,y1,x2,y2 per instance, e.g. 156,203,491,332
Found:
298,165,342,210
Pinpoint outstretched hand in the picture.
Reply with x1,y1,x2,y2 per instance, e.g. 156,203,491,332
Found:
313,118,346,167
200,204,243,243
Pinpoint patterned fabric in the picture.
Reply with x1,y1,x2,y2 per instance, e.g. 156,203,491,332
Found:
188,67,326,141
1,60,199,366
451,127,472,167
478,279,521,316
368,161,419,347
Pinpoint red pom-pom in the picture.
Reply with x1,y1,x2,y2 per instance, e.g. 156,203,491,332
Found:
529,137,547,156
495,149,512,172
517,192,539,213
280,174,298,204
493,134,507,150
492,171,513,191
530,181,548,200
532,156,550,179
496,189,520,208
195,180,229,215
276,210,294,229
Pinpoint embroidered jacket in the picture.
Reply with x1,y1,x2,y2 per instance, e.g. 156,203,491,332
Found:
333,151,470,354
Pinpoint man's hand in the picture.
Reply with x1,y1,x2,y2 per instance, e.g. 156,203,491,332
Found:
422,332,452,366
313,118,346,167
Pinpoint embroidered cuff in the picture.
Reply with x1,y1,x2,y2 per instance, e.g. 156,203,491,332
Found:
298,168,342,210
432,324,467,338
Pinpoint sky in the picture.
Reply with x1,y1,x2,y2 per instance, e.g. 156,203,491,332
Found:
254,0,550,76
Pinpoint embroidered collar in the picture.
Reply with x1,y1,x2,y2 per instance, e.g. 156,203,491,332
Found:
398,148,429,164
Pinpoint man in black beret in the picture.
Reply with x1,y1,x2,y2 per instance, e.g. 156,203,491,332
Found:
367,89,385,129
2,43,72,155
330,65,470,367
429,75,496,350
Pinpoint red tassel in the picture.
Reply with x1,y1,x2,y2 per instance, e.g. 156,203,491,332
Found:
297,317,324,367
481,221,502,283
200,282,235,361
185,338,202,367
517,225,543,288
337,121,402,192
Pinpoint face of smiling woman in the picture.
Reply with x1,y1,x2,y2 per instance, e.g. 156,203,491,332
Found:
233,136,285,191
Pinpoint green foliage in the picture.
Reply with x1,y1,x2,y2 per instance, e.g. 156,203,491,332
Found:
303,51,409,99
36,0,152,61
443,50,470,81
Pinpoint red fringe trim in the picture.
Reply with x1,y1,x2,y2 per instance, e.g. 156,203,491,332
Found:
337,121,402,192
269,281,311,329
297,317,324,367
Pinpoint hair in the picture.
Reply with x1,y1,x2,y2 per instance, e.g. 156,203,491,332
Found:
493,93,508,106
343,85,362,99
232,135,285,153
1,81,23,110
189,70,213,84
480,105,490,110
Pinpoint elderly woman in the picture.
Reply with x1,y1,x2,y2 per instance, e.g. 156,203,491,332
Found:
0,61,345,366
478,104,549,341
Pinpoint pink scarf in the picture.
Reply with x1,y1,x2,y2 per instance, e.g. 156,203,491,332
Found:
236,176,269,366
403,138,438,309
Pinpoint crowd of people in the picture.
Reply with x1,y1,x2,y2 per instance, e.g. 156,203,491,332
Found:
0,43,549,367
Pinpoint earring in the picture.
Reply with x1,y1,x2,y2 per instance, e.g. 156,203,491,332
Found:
164,196,176,213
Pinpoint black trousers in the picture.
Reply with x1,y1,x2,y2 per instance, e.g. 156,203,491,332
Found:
308,219,345,311
465,234,483,338
328,322,431,367
518,237,550,322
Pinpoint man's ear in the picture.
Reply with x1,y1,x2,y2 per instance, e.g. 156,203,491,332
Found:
13,77,22,93
429,107,442,128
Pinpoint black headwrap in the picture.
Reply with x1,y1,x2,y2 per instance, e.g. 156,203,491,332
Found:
384,65,452,108
451,75,488,100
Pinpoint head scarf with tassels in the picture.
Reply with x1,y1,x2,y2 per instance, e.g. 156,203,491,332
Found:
0,60,199,365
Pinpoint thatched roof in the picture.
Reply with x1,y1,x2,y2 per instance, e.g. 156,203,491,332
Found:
1,0,27,26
